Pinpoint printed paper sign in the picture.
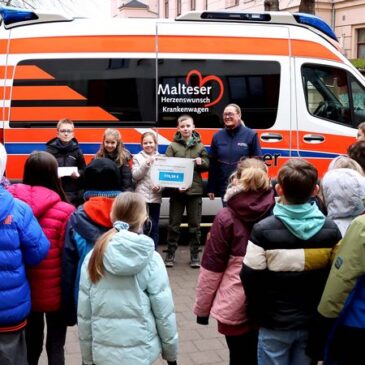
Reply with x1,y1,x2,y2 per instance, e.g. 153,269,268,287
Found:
151,157,194,189
58,166,78,178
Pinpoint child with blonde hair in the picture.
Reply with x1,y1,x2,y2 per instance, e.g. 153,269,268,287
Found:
95,128,133,191
78,192,178,365
132,131,161,248
194,158,275,365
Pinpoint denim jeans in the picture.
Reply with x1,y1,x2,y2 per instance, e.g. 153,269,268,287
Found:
258,327,312,365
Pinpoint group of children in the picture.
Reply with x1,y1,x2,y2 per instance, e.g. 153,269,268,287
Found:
0,113,210,365
3,113,365,365
48,116,207,268
194,129,365,365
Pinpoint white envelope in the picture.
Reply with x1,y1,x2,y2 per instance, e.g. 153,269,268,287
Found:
58,166,78,178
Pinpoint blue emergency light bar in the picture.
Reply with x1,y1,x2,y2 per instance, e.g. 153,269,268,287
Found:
178,10,338,43
293,13,337,41
0,6,38,26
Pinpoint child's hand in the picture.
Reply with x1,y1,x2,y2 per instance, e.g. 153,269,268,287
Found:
152,185,160,192
146,156,155,166
70,170,80,179
195,157,202,165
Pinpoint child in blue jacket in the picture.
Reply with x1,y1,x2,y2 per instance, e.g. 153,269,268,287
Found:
0,143,49,364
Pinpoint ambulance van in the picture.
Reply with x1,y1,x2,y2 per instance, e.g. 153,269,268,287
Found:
0,6,364,219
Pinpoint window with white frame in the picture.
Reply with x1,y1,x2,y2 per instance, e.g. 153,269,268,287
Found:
358,28,365,58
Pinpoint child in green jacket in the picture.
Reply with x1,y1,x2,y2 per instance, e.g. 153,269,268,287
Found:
164,114,209,268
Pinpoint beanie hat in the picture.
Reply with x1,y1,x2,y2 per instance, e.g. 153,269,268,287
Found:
84,158,121,192
0,143,7,179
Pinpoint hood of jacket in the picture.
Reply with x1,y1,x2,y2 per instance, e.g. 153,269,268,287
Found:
103,221,155,276
226,186,275,223
7,184,61,218
0,186,14,221
70,197,114,242
322,168,365,219
173,130,201,146
46,137,81,154
273,201,325,240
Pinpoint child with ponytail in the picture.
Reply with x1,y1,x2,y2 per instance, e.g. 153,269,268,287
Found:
194,158,275,365
77,192,178,365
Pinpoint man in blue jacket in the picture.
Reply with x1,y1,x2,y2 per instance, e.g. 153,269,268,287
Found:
207,103,262,201
0,143,49,364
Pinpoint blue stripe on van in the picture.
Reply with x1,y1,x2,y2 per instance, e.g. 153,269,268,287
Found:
3,143,340,159
4,143,142,155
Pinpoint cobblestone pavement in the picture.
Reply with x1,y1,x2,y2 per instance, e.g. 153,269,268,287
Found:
40,244,229,365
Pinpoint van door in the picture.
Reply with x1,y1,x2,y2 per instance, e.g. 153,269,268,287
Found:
295,59,365,176
156,21,294,178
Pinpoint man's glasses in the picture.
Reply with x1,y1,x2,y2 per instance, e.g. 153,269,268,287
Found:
223,112,236,117
58,129,73,134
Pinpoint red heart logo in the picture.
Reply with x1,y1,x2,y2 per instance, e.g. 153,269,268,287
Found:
185,69,224,107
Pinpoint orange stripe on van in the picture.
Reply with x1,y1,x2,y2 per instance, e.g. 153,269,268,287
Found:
291,40,341,62
5,35,342,62
0,108,9,120
159,36,289,56
12,86,86,100
159,36,341,61
0,86,10,99
0,65,54,80
14,65,55,80
298,131,354,154
10,107,118,121
5,155,27,178
8,36,155,54
0,66,11,79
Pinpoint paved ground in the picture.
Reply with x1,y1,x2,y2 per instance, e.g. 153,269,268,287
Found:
40,244,229,365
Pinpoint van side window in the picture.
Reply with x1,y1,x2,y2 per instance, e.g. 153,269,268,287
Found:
157,59,280,129
11,59,156,128
350,76,365,125
301,64,365,127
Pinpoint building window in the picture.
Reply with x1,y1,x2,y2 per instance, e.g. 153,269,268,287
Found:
358,28,365,58
164,0,168,18
176,0,181,16
191,0,196,10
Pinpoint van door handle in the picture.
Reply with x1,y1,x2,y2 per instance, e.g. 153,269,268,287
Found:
303,134,325,143
260,133,283,142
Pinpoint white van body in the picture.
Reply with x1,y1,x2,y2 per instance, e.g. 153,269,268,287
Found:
0,8,364,223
